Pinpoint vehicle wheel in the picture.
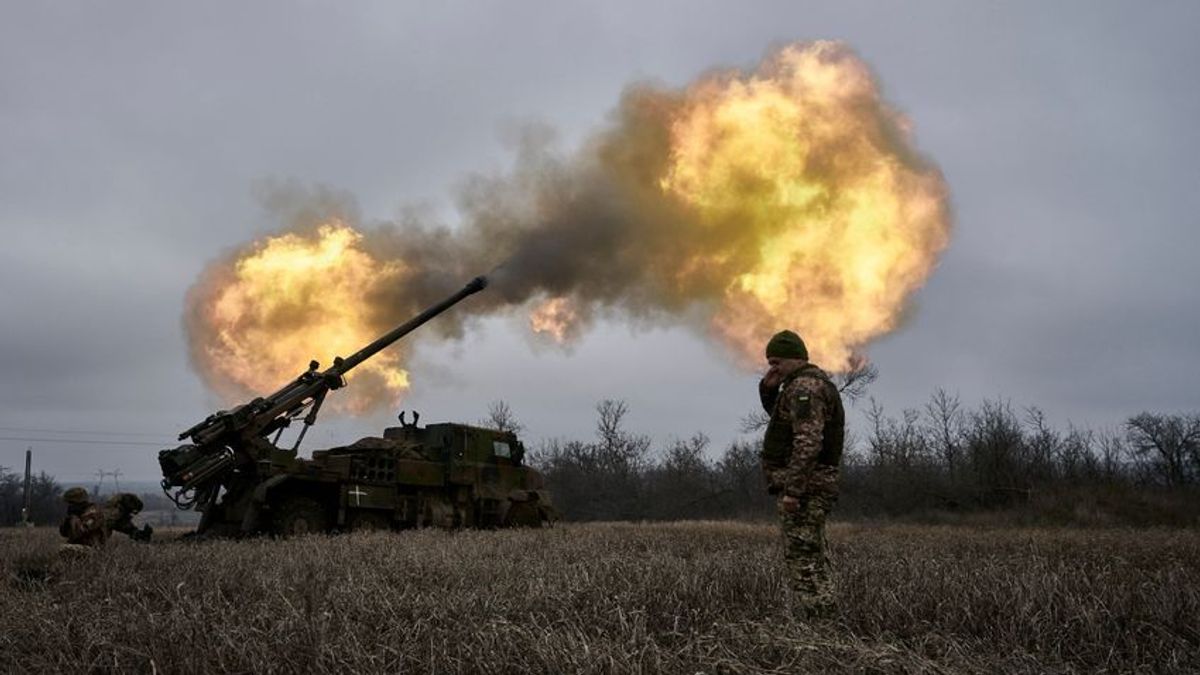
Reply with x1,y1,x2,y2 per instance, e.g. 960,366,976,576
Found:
273,497,330,536
503,500,544,527
348,510,392,532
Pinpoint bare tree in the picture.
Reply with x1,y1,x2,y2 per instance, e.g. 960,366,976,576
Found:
596,399,629,448
924,388,963,472
1125,412,1200,486
1055,424,1090,481
591,400,649,473
1095,428,1127,484
1022,406,1059,483
739,410,770,433
482,400,524,434
716,441,768,513
832,355,879,404
964,398,1028,503
866,398,924,464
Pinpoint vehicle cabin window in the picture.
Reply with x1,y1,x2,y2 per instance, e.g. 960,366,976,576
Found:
493,441,512,459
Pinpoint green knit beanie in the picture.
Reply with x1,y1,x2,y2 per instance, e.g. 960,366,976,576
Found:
765,330,808,360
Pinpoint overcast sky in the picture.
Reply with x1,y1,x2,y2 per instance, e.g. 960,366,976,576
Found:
2,2,1198,483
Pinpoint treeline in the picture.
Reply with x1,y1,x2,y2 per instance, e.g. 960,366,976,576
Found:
0,467,62,526
527,401,773,521
522,395,1200,526
845,391,1200,523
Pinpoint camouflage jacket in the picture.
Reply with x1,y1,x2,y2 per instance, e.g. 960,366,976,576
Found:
103,493,144,537
59,504,109,547
760,364,845,499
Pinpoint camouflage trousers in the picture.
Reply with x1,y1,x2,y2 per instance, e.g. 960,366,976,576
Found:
776,494,836,619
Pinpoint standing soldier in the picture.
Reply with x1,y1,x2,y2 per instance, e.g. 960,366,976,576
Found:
758,330,845,619
59,487,109,549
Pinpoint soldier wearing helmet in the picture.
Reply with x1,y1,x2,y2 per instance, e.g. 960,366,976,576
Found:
104,493,153,541
59,487,109,548
759,330,846,619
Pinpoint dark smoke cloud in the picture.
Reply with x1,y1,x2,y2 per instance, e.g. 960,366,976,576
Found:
360,89,698,329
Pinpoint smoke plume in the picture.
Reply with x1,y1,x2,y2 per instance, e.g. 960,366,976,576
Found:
185,41,952,410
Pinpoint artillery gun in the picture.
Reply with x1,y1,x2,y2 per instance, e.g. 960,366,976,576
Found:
159,276,555,536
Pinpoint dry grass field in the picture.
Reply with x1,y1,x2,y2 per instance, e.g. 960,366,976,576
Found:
2,521,1198,674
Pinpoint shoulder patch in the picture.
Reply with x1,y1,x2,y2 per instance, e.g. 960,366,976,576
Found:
793,391,812,419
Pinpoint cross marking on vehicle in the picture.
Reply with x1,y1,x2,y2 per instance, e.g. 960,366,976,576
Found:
349,486,368,506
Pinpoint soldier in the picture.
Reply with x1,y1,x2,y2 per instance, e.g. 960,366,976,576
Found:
59,487,108,548
104,493,153,541
758,330,846,619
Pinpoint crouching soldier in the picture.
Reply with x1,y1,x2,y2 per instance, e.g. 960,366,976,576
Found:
105,493,153,541
59,487,108,551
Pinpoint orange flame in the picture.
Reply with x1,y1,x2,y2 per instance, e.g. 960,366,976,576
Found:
189,223,410,412
529,297,580,343
661,42,950,369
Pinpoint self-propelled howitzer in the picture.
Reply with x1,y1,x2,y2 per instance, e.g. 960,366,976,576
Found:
158,276,554,537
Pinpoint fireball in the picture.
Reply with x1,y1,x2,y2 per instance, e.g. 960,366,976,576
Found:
187,223,410,412
661,42,950,369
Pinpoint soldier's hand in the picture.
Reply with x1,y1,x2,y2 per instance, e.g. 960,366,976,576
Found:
779,495,800,513
761,369,783,390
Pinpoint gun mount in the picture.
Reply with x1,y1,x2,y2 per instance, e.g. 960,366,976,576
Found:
157,276,555,537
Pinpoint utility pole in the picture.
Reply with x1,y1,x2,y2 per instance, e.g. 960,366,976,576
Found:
20,447,33,527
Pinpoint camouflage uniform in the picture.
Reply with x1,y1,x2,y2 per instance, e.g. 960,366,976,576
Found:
760,364,845,618
59,488,109,548
104,493,153,541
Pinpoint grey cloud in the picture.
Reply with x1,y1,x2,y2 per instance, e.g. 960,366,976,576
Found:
2,1,1198,481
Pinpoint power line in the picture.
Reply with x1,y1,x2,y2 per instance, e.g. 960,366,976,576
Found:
0,426,168,438
0,436,165,447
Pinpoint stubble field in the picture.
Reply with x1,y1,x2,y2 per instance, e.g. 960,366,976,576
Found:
2,521,1198,674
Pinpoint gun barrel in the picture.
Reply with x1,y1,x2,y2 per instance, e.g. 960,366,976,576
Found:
176,275,489,446
332,275,488,375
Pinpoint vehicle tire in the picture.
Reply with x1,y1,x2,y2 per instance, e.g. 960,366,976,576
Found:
348,510,392,532
273,497,330,536
503,500,544,527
